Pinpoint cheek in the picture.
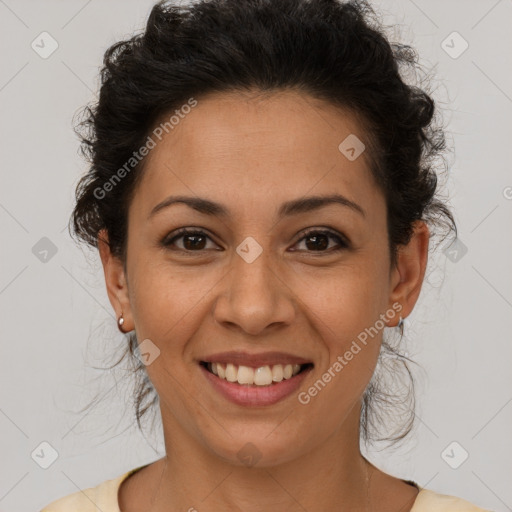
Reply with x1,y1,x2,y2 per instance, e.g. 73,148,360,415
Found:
298,257,389,333
306,285,382,377
295,272,385,423
129,259,218,339
294,256,388,385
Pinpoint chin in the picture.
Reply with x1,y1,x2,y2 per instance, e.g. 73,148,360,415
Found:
204,428,313,468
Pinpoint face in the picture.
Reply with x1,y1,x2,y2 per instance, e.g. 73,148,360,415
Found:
99,89,428,467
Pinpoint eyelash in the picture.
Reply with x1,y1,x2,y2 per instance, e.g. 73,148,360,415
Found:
162,227,349,255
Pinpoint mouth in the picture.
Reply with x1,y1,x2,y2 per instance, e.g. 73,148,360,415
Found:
198,360,314,406
199,361,314,387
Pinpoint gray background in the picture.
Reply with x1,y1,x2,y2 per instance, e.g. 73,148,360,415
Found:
0,0,511,511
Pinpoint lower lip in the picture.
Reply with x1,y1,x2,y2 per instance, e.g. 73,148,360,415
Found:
199,364,313,406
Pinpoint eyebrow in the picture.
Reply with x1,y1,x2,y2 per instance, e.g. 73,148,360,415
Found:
148,193,366,220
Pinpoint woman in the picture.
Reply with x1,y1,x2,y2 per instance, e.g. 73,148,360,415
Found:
41,0,492,510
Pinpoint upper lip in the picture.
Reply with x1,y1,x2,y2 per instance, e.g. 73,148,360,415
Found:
199,351,313,368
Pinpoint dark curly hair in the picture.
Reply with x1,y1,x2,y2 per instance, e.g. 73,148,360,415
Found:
69,0,457,447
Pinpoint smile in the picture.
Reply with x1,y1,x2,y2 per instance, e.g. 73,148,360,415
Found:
199,361,314,406
200,361,313,386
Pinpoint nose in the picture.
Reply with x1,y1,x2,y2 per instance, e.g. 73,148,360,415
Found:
213,245,296,336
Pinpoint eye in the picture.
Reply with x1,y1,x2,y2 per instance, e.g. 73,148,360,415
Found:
162,228,219,253
162,228,349,253
162,227,349,254
291,228,349,253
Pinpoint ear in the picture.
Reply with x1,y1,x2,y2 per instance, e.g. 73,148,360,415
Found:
97,228,133,332
387,220,430,326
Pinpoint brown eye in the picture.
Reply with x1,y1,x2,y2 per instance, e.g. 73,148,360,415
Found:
162,227,349,254
292,229,348,253
162,228,217,252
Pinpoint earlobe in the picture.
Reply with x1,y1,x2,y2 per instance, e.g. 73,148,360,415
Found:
387,221,430,326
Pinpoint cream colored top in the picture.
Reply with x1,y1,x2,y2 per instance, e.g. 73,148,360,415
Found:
40,465,493,512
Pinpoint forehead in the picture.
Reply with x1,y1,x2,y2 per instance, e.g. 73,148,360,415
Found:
130,89,383,221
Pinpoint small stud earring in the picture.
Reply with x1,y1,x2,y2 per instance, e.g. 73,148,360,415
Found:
118,314,125,333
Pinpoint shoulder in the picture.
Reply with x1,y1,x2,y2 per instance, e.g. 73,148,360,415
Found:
412,488,494,512
39,467,140,512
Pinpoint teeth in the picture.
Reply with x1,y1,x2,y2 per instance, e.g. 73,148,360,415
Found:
225,363,238,382
207,362,305,386
272,364,284,382
237,365,254,385
254,366,273,386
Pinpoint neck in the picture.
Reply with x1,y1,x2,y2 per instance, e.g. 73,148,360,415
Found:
147,402,372,512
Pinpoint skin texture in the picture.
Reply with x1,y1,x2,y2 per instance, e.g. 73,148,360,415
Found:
98,89,428,511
